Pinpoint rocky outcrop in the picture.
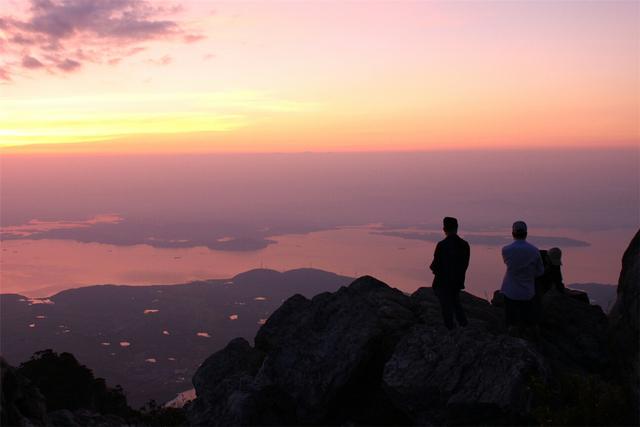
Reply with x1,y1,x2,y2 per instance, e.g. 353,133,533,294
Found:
609,230,640,406
189,272,615,426
538,289,609,374
188,338,265,426
382,326,546,425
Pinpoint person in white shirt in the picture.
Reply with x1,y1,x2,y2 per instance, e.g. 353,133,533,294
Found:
501,221,545,331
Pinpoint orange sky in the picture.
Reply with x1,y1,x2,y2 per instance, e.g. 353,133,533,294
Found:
1,0,638,153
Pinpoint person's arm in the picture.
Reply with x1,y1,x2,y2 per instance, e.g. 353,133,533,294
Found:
462,241,470,272
534,251,545,277
555,267,566,292
430,242,441,274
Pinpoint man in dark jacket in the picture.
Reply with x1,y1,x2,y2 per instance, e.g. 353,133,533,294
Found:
429,217,470,330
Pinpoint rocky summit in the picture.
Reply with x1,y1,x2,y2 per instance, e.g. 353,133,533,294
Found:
188,232,640,427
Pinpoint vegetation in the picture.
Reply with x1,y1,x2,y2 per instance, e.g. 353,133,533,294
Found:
531,373,636,426
17,349,187,425
18,349,132,417
138,399,189,426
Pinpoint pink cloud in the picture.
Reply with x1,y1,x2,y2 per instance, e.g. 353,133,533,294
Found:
183,34,206,43
22,55,44,69
147,54,172,66
1,0,204,81
0,67,12,81
56,58,81,72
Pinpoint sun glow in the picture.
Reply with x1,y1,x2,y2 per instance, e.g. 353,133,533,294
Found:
0,91,318,147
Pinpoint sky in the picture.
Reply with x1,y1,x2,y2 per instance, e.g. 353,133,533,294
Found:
0,0,638,153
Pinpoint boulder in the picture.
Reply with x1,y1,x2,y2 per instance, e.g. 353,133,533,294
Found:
539,289,609,374
188,338,265,426
188,276,553,426
252,276,417,424
383,325,547,425
412,287,503,332
609,230,640,408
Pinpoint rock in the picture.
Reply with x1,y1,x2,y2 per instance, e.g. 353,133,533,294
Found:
491,290,505,307
188,276,553,426
47,410,79,427
412,287,503,332
252,276,417,424
382,325,547,425
539,289,610,374
609,230,640,407
188,338,265,426
189,257,637,427
64,409,126,426
0,357,48,427
564,288,590,304
490,287,609,375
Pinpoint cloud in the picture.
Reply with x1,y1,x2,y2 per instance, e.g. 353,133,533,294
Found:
56,58,81,72
183,34,206,43
0,67,11,81
147,54,172,66
1,0,205,81
22,55,44,69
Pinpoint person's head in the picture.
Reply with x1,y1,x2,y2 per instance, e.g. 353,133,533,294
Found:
443,217,459,235
548,247,562,266
512,221,528,240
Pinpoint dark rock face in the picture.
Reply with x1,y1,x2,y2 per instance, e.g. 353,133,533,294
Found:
539,289,609,374
0,357,47,426
189,277,552,426
189,338,265,426
383,326,546,425
189,263,629,426
252,276,416,424
609,230,640,405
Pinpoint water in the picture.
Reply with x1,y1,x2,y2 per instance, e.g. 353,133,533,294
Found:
1,225,632,298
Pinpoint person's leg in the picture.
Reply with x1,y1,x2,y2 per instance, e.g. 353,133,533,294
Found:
521,298,540,341
452,290,468,327
532,291,543,326
504,295,517,327
437,289,455,330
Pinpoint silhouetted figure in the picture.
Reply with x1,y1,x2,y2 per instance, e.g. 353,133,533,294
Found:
536,248,566,295
501,221,544,334
430,217,470,330
546,247,566,293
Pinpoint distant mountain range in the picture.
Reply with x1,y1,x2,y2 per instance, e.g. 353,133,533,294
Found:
0,268,352,407
568,283,617,313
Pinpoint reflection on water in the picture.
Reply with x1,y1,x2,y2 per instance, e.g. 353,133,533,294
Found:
0,226,634,299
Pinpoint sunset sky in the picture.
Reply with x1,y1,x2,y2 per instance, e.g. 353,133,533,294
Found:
1,0,638,153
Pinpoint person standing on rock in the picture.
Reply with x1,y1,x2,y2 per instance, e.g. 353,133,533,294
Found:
429,216,470,330
501,221,545,334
